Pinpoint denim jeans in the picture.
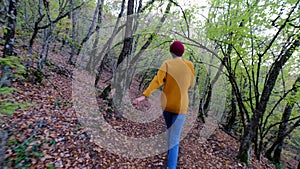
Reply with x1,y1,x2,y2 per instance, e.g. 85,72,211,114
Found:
163,111,186,169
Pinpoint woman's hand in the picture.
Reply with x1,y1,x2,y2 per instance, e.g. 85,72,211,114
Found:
133,96,146,105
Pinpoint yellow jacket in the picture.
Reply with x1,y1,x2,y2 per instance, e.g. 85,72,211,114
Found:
143,58,195,114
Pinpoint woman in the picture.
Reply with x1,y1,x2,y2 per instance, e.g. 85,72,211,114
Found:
133,40,195,169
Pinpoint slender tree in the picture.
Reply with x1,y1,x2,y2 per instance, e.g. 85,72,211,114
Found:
68,0,77,64
27,0,84,66
98,0,172,100
265,76,300,165
76,0,104,56
0,0,18,166
38,0,55,69
0,0,18,87
224,89,237,132
189,0,300,163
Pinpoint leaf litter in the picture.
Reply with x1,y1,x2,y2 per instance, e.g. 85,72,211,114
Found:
2,53,275,169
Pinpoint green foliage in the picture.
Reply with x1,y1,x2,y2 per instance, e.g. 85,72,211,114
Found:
0,56,26,80
206,0,299,164
47,164,55,169
0,87,32,115
4,137,48,168
0,56,31,116
7,138,19,147
290,132,300,151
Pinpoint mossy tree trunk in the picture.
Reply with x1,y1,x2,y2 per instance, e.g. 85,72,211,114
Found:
0,0,18,87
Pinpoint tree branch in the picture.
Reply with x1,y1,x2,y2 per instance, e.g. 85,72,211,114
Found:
169,0,190,37
37,2,85,30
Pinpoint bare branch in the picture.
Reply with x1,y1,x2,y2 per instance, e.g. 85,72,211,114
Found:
169,0,190,37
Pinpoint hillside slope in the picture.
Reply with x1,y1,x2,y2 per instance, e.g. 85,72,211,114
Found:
2,54,275,169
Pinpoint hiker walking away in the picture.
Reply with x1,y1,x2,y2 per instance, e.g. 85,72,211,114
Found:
133,40,195,169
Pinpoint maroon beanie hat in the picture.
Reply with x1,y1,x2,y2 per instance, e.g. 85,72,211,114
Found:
170,40,184,56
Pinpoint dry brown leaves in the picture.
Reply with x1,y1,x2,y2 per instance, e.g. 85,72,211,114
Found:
2,52,275,169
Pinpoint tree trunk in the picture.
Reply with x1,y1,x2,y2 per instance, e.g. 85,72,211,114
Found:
24,1,29,26
265,138,280,160
92,0,125,78
37,0,56,69
85,0,104,71
99,1,171,101
76,0,102,56
237,120,253,165
95,52,109,87
224,90,237,132
27,0,45,66
38,23,55,69
27,0,84,66
272,140,284,165
0,0,18,87
265,76,300,165
114,0,135,107
238,33,300,163
198,79,211,123
68,0,78,64
116,0,135,66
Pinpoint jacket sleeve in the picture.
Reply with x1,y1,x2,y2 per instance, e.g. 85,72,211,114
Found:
143,62,167,97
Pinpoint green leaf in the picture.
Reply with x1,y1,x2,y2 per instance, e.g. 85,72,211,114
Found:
0,87,16,95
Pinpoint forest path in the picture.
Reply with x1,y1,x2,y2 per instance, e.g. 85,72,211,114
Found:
3,54,274,168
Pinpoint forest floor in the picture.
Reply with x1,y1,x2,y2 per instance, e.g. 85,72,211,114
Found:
1,52,278,169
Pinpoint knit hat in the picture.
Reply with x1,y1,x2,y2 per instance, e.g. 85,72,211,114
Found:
170,40,184,56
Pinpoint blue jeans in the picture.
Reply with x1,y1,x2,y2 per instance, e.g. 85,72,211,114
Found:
163,111,186,169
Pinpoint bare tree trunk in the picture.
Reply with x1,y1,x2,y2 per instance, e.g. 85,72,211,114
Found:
94,0,126,89
114,0,135,107
224,89,237,132
116,0,135,66
122,0,161,91
90,0,124,74
191,65,199,107
0,0,18,87
68,0,77,64
114,1,173,108
38,23,55,69
84,0,104,74
76,0,102,56
95,0,155,88
27,0,45,66
198,79,211,123
99,1,171,101
37,0,56,69
27,0,85,66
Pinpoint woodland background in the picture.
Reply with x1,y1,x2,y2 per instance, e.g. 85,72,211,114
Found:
0,0,299,168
